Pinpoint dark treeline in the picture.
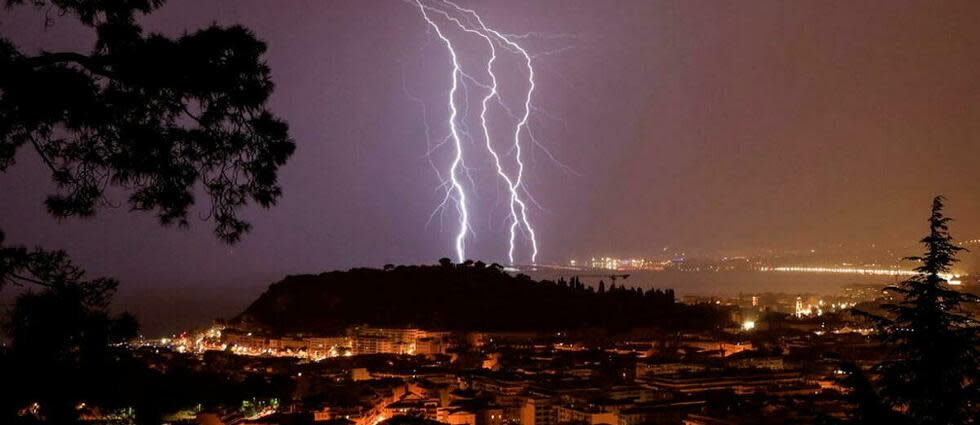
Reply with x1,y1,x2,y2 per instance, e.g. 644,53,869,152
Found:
235,260,731,334
1,0,295,421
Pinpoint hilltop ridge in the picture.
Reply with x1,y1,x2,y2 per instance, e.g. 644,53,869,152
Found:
233,261,730,334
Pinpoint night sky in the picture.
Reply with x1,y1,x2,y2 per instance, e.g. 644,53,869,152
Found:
2,1,979,333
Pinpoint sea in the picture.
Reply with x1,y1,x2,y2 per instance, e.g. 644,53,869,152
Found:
521,269,903,297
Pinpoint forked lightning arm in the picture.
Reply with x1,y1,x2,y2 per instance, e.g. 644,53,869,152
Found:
416,1,470,263
415,0,542,264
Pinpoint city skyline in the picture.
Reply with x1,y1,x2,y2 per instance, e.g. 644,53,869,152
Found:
4,0,980,338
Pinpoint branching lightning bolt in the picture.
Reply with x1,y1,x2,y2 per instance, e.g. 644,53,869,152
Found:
414,0,552,264
416,0,469,263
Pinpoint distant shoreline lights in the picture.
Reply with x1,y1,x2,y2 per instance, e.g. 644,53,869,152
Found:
762,266,962,285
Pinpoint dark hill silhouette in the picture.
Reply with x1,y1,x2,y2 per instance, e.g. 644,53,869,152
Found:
233,262,731,334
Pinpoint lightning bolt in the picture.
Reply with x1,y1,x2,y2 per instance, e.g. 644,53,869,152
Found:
443,0,541,264
416,0,470,263
414,0,546,265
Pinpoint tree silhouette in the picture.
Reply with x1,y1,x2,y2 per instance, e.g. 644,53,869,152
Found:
852,196,980,425
1,233,138,424
489,262,504,273
831,358,909,425
1,1,295,422
1,0,295,243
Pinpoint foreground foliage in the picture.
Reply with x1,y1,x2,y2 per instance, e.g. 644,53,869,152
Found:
1,0,295,422
1,0,295,242
846,196,980,425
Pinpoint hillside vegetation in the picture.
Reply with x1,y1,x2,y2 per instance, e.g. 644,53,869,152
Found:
234,261,731,334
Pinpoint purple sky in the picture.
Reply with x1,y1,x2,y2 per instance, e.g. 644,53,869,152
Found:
2,0,979,334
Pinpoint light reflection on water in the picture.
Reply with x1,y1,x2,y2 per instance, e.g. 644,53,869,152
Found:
520,269,903,297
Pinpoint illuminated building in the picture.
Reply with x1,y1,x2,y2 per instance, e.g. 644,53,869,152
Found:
583,257,666,271
351,368,372,381
555,404,617,425
439,406,504,425
384,398,440,421
641,371,809,395
636,362,707,378
351,327,451,355
440,409,477,425
308,336,352,358
617,401,707,425
519,393,555,425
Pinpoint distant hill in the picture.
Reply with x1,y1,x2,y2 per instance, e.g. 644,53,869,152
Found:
233,262,731,334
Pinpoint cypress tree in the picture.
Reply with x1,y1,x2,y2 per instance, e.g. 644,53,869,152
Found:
862,196,980,424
